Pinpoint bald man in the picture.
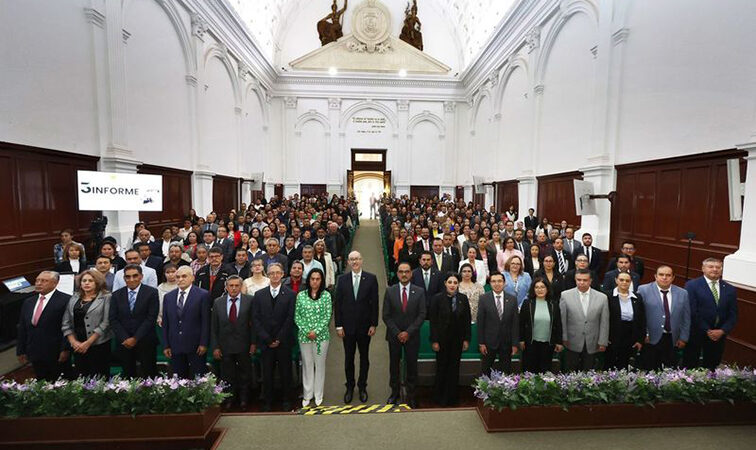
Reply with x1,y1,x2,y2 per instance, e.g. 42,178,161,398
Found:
333,251,379,403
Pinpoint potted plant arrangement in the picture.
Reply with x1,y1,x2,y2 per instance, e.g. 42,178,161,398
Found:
474,366,756,432
0,375,227,447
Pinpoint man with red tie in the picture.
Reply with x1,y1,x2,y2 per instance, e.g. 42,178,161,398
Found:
16,271,71,381
383,262,426,408
212,275,256,410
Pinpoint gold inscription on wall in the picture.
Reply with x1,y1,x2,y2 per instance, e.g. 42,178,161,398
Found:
352,117,387,134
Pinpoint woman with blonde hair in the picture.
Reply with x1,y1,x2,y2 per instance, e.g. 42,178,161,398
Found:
55,242,88,275
242,258,270,295
313,239,335,288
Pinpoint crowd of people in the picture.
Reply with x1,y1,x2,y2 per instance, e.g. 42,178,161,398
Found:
15,192,739,411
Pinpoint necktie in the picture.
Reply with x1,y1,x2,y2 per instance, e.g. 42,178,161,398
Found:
557,252,566,274
178,290,186,315
424,240,429,251
229,297,238,323
451,296,457,312
401,287,408,313
353,274,360,299
445,248,451,256
424,271,430,290
32,295,46,326
661,290,671,332
436,254,442,270
272,288,278,298
710,281,719,304
496,295,503,319
586,247,592,264
128,290,136,312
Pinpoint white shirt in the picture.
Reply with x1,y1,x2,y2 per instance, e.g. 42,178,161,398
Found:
31,289,56,323
112,265,158,291
270,284,280,298
162,240,172,257
614,287,636,321
578,289,590,316
704,276,719,296
69,259,80,273
178,284,192,299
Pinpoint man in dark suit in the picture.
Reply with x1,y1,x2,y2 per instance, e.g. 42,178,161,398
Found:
201,229,219,251
252,262,296,411
411,251,443,310
223,248,251,279
683,258,737,370
524,208,538,230
136,242,163,275
575,233,602,275
602,255,641,294
383,262,426,408
334,251,379,404
195,247,230,301
16,271,71,381
442,234,461,269
513,229,527,256
282,236,302,273
212,275,256,410
216,226,235,263
563,254,601,291
110,264,160,378
607,240,645,280
162,266,211,378
413,227,432,254
261,238,289,272
430,238,453,273
476,273,519,375
551,237,574,276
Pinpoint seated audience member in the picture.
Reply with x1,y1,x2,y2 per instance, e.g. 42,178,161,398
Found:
458,263,484,323
195,247,230,301
212,275,255,410
242,258,270,295
62,270,112,378
190,245,209,275
157,263,179,325
94,255,115,291
253,263,296,412
606,272,646,370
178,219,193,240
136,242,163,275
109,264,160,378
133,228,154,251
519,278,562,373
477,273,519,375
55,242,88,275
563,254,601,291
607,240,645,280
224,248,252,279
162,266,210,379
560,269,609,372
638,266,690,370
296,268,332,408
683,258,737,370
113,249,158,290
283,260,305,293
99,241,126,272
430,273,471,407
503,256,531,309
54,228,79,265
602,255,640,294
17,271,71,381
155,227,177,260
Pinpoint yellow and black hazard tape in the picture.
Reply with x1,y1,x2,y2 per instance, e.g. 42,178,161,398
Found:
299,404,412,415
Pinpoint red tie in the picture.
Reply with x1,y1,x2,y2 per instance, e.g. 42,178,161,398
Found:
229,297,238,323
401,287,408,313
32,295,46,326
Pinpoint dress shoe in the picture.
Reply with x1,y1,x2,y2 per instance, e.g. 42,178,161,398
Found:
386,395,399,405
359,389,368,403
344,388,354,403
315,398,323,407
302,398,311,408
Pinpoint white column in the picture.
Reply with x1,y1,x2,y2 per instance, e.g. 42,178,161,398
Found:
99,156,141,248
264,183,275,200
241,180,253,206
443,101,457,186
395,100,410,195
517,175,538,221
464,186,473,203
724,142,756,287
484,184,495,210
283,97,298,185
577,165,615,249
192,171,214,216
328,98,342,194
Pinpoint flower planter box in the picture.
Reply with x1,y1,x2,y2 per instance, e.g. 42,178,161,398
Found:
0,406,221,449
476,400,756,432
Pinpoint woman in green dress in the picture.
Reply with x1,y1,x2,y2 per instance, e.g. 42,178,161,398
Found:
295,268,332,407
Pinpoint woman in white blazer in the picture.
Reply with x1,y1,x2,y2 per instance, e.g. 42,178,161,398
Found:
459,247,487,287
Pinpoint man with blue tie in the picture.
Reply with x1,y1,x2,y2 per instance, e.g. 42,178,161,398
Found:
162,266,210,378
683,258,738,370
638,266,690,370
110,264,160,378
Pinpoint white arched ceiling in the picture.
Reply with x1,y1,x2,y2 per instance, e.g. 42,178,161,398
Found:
228,0,517,72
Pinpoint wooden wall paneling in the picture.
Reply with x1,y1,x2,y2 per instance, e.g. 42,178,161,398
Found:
138,165,192,238
274,184,283,199
212,175,238,216
536,172,582,228
0,155,16,241
410,185,440,200
722,287,756,367
496,180,519,215
455,186,464,202
300,184,327,197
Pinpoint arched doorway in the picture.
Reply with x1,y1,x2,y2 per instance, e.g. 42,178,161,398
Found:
348,149,391,219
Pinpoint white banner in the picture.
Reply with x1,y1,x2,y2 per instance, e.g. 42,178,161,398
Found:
77,171,163,211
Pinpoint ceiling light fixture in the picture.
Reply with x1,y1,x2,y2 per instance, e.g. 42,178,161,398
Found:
328,67,338,76
398,69,407,78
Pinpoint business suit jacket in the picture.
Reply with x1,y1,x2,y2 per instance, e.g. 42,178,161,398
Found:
551,249,575,273
519,296,562,346
211,294,255,354
283,247,302,272
429,292,471,344
575,246,602,274
17,290,71,362
382,283,426,342
222,262,251,280
412,238,432,255
562,269,601,291
162,286,211,354
62,292,112,345
442,246,461,269
524,216,539,230
559,288,610,354
685,277,737,335
430,252,454,274
608,255,645,279
215,237,235,263
601,270,640,294
411,267,443,309
637,282,690,345
563,239,583,258
333,271,379,336
534,269,565,303
477,291,519,349
110,284,159,345
251,285,296,349
608,292,646,346
149,241,164,259
54,260,88,275
260,253,289,272
194,266,230,302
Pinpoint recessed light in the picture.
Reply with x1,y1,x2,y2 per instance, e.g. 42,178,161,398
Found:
398,69,407,77
328,67,338,76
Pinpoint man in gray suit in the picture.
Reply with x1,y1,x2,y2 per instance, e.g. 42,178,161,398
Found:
560,269,609,371
383,261,426,408
477,273,519,375
638,265,690,370
211,275,256,410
